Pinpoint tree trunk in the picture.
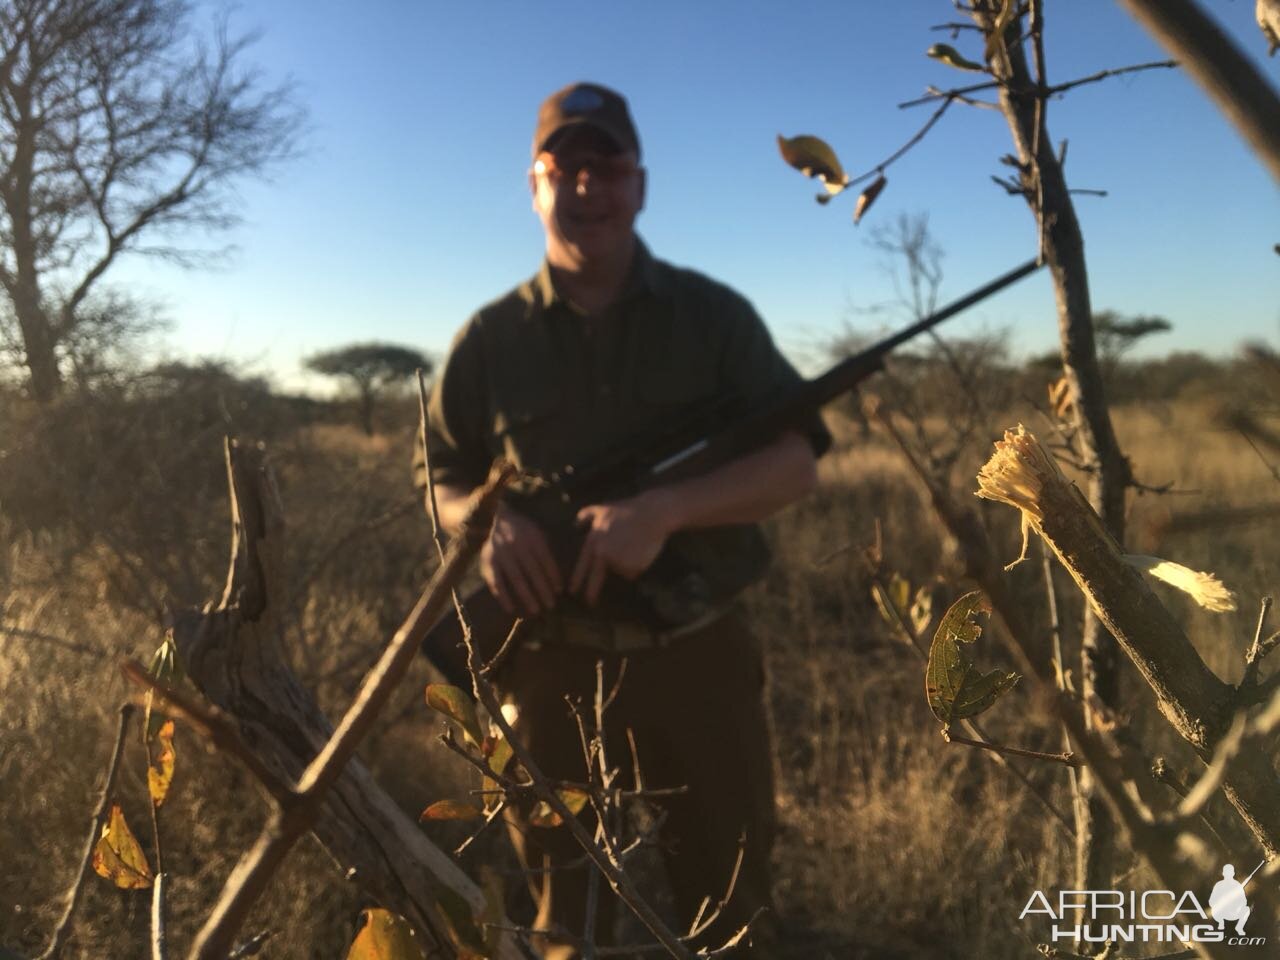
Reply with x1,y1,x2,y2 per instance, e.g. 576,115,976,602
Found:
976,2,1132,896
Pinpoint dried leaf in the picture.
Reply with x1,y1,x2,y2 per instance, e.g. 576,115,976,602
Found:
148,719,176,808
926,592,1020,729
853,175,887,225
776,134,848,193
420,800,484,822
1260,0,1280,56
927,42,986,73
92,802,153,889
425,683,484,748
345,908,427,960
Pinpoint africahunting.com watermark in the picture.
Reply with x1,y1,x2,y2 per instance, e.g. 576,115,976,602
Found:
1020,862,1267,947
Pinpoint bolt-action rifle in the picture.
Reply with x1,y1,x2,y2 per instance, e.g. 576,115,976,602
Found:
422,257,1044,691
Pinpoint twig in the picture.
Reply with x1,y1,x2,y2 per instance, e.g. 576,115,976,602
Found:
843,96,957,189
1038,947,1196,960
1239,596,1274,693
864,545,1075,836
1042,541,1084,819
38,703,136,960
226,931,273,959
182,462,515,960
686,838,745,940
121,662,292,806
0,623,110,658
898,59,1177,109
1118,0,1280,181
942,730,1083,767
455,798,509,858
151,873,168,960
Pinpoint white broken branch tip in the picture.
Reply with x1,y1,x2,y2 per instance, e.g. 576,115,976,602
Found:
975,424,1065,522
975,424,1065,567
1125,555,1239,613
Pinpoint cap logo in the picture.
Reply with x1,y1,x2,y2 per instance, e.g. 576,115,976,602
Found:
561,87,604,115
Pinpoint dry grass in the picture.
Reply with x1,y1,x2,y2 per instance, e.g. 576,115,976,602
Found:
1,391,1277,958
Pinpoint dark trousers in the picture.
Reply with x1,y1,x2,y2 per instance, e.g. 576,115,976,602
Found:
496,609,777,959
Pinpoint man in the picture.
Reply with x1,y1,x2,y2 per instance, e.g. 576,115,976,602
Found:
420,81,829,958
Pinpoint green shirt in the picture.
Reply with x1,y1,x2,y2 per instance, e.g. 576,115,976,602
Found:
420,238,830,625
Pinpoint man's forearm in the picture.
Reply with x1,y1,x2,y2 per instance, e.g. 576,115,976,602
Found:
641,429,818,534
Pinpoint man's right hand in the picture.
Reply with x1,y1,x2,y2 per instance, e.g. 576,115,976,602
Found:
480,504,563,616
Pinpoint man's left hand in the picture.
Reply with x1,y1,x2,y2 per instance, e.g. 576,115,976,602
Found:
569,489,680,606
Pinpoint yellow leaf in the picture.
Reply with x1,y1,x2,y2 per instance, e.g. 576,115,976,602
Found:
425,683,483,748
481,736,515,813
92,803,153,890
346,908,427,960
529,788,591,828
420,799,484,822
148,720,176,808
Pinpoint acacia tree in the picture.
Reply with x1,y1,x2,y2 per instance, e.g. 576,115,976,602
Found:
0,0,302,402
305,342,431,435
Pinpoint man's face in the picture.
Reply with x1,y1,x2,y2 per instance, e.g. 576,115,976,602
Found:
530,126,645,270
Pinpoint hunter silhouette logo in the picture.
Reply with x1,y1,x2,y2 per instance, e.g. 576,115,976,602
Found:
1020,860,1268,947
1209,863,1256,937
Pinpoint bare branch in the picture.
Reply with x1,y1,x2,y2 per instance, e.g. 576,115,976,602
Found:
38,703,135,960
186,460,515,960
942,729,1083,767
1118,0,1280,181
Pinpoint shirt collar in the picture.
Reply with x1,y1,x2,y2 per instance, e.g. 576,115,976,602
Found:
524,237,669,317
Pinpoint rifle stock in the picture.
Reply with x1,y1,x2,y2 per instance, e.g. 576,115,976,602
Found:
421,257,1043,689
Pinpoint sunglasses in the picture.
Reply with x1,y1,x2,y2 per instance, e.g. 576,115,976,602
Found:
532,151,639,186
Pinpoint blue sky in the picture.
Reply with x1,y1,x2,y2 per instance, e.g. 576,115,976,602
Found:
115,1,1280,390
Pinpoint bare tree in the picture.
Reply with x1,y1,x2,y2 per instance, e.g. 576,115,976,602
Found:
0,0,303,401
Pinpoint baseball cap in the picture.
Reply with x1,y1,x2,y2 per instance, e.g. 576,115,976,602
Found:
532,82,641,159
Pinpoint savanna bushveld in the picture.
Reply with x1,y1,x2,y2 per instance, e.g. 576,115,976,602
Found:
2,2,1279,960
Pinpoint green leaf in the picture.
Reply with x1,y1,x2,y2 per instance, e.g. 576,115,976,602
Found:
927,42,986,72
345,908,428,960
425,683,483,748
776,134,848,193
420,799,484,822
925,591,1020,729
